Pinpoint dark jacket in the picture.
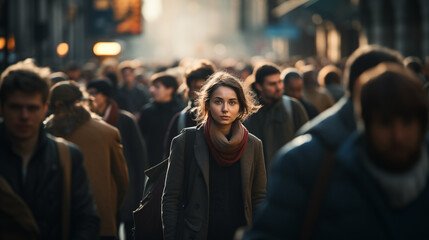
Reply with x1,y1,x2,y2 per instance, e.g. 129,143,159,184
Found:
118,83,150,114
245,130,429,239
299,98,319,120
162,126,267,240
243,97,358,239
0,123,100,240
163,100,197,158
138,99,184,168
116,109,148,223
244,97,308,169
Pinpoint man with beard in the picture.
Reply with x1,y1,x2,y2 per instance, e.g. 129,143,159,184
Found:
244,63,308,171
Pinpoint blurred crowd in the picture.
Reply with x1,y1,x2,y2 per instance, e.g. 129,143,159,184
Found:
2,44,429,240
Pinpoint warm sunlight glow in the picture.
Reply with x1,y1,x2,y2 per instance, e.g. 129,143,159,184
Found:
143,0,162,22
57,42,69,57
0,37,5,50
93,42,121,56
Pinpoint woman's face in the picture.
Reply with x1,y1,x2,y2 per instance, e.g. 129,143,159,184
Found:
208,86,240,127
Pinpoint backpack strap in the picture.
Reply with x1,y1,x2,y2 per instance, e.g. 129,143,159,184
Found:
177,109,187,134
300,149,335,240
56,137,71,240
282,95,294,130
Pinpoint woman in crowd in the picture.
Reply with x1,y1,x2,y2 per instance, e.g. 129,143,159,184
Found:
162,71,266,240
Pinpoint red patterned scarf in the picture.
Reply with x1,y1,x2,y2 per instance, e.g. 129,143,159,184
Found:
203,114,248,167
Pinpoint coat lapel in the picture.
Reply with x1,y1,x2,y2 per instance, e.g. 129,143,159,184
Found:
194,128,210,191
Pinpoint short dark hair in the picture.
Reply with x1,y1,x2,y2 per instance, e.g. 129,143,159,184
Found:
87,79,113,98
344,45,403,95
357,63,428,132
254,64,280,85
185,59,216,88
151,73,179,95
318,65,342,86
281,68,302,85
0,59,50,105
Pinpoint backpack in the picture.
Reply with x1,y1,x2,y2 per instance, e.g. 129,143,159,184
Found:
133,128,196,240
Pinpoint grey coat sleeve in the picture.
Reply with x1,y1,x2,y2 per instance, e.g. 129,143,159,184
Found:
161,133,186,240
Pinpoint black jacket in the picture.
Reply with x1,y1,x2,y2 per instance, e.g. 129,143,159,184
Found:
0,123,100,240
138,99,184,168
116,110,148,223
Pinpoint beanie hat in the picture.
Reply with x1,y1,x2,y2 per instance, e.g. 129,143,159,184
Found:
49,80,83,110
87,79,112,98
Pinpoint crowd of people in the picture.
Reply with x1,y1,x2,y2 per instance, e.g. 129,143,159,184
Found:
1,44,429,240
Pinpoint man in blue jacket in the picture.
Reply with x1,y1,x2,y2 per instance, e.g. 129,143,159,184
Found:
243,45,404,239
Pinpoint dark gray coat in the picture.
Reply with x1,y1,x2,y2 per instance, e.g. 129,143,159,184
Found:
162,126,266,240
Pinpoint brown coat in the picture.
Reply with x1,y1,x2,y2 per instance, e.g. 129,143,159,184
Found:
162,126,266,240
45,108,129,237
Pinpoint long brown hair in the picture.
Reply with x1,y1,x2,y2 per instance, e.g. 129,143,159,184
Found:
193,71,260,125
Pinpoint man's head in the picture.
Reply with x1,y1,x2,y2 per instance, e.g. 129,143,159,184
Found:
281,68,303,100
344,45,403,96
0,59,50,141
185,59,216,99
355,63,428,173
118,60,135,87
49,80,83,113
64,61,81,81
86,79,113,114
318,65,342,86
253,63,283,104
150,73,179,103
301,65,318,87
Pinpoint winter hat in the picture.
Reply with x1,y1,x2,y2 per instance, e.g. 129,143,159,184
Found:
87,79,112,98
49,80,83,110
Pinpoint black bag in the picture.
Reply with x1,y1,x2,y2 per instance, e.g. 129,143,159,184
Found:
133,128,196,240
133,158,168,240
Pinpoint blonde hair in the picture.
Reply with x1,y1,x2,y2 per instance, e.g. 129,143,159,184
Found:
193,71,260,125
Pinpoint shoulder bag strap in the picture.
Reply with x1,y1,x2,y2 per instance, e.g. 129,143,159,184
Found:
177,109,187,134
300,149,335,240
181,127,197,208
56,138,71,240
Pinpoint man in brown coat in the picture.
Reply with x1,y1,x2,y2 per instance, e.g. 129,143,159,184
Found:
45,81,129,239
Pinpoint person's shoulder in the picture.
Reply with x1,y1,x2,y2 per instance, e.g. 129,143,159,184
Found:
248,132,262,145
139,101,156,114
89,116,121,135
270,134,326,173
170,126,196,146
297,98,355,146
119,110,137,123
47,134,82,156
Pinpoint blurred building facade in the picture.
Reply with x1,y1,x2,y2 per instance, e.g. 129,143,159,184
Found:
1,0,429,71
